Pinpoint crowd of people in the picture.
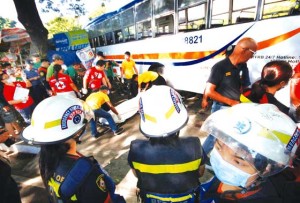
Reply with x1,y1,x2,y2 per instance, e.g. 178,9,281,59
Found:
0,37,300,203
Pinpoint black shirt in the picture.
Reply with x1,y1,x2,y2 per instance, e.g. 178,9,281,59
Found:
207,58,241,101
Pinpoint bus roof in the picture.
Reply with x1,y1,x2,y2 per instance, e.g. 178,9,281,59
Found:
85,0,143,29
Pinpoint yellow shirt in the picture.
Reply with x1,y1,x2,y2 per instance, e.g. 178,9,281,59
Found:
121,59,136,79
138,71,159,85
86,91,110,110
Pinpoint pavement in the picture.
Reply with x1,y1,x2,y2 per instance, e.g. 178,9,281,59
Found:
1,92,212,203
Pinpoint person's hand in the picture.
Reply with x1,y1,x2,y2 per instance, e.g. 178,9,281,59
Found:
81,88,88,95
117,114,122,121
121,78,124,83
201,99,208,109
21,96,29,103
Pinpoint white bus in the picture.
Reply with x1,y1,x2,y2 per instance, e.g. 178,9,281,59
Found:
85,0,300,99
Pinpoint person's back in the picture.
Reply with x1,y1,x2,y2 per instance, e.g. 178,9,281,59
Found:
128,86,205,202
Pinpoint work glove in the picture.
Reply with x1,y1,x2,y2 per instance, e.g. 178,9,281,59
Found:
81,88,88,95
121,78,124,83
117,114,122,121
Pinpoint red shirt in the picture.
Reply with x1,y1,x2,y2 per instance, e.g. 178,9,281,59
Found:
49,73,74,93
3,82,34,110
84,67,105,90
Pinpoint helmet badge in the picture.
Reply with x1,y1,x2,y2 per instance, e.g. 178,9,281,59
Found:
61,105,83,130
233,118,251,134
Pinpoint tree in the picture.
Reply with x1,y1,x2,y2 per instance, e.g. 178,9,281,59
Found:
46,17,82,38
12,0,87,58
0,17,17,29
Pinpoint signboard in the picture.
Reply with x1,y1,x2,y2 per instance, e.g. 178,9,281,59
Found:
76,45,94,69
53,30,89,51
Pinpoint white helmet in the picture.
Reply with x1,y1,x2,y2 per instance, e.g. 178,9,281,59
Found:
201,103,299,177
139,85,188,137
21,95,94,144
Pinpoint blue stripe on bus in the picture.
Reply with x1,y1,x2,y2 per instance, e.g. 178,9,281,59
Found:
173,24,254,66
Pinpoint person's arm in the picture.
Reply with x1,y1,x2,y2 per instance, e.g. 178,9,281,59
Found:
201,88,209,109
105,101,119,116
24,80,32,88
133,65,138,75
291,73,300,106
103,72,112,89
102,77,107,87
205,82,240,106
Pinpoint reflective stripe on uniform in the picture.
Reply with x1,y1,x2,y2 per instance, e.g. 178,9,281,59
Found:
48,178,77,201
132,159,201,174
146,193,193,202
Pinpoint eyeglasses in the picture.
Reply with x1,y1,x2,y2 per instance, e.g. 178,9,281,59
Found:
242,47,256,55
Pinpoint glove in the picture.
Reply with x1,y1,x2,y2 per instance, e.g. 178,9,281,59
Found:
117,114,122,121
121,78,124,83
81,88,88,95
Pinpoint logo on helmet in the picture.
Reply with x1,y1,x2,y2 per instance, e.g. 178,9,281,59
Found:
61,105,83,130
285,127,300,154
139,98,145,122
170,89,181,113
233,118,251,134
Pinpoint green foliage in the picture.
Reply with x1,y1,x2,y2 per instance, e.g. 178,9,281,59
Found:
45,17,82,38
0,17,17,30
38,0,86,16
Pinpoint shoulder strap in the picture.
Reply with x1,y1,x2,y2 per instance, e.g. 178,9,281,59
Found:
58,157,94,200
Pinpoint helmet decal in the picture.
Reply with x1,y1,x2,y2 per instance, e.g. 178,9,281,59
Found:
61,105,83,130
233,118,251,134
170,89,181,113
139,98,145,122
285,127,300,154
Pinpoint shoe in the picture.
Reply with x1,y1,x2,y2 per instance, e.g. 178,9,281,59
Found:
92,132,102,139
114,128,124,135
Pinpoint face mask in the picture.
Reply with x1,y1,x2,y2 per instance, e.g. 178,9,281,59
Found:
210,148,254,188
6,76,16,83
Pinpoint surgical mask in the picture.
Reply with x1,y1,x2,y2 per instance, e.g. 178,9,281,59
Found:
6,76,16,83
210,148,254,188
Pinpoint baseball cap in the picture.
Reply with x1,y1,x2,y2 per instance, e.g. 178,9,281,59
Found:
52,54,63,61
25,59,34,65
99,85,109,90
97,51,105,58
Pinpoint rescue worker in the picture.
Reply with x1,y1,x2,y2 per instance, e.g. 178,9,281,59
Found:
21,96,125,203
128,85,205,203
200,103,300,202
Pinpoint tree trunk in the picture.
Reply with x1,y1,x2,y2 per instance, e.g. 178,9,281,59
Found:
13,0,49,58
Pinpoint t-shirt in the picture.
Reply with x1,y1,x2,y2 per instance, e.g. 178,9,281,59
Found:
3,82,34,110
138,71,158,85
46,63,54,80
121,59,136,79
84,67,106,90
86,91,110,110
48,73,74,93
207,58,241,101
64,66,77,80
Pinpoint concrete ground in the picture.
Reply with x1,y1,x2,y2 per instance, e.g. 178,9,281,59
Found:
1,92,213,203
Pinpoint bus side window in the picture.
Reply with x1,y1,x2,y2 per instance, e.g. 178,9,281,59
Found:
236,17,254,23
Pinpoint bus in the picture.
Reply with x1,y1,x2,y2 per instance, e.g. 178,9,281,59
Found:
85,0,300,101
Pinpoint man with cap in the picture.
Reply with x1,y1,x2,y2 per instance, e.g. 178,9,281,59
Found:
24,59,48,105
46,54,64,81
85,85,124,138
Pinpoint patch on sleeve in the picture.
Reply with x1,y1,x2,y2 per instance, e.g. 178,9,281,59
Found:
96,174,107,192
